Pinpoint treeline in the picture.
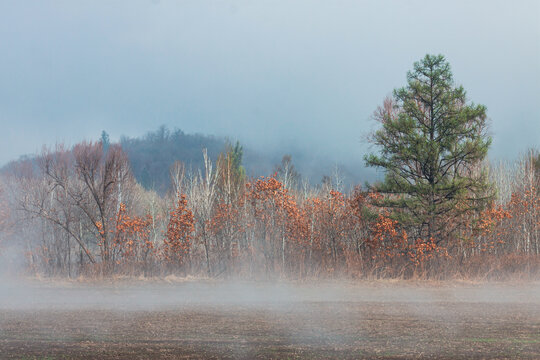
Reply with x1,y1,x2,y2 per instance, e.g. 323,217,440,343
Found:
0,140,538,279
117,126,365,193
119,126,227,193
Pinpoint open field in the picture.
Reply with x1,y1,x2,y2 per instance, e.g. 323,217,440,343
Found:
0,280,539,359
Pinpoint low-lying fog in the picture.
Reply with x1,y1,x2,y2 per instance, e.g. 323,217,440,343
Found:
1,278,539,311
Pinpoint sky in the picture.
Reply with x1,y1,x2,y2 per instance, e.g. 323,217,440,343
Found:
0,0,539,174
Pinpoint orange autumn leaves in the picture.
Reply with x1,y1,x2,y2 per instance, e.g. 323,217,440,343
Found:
112,203,153,263
89,172,538,276
94,204,153,265
472,184,538,255
245,176,305,243
163,195,195,265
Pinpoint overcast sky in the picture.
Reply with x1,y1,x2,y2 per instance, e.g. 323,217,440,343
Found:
1,0,539,171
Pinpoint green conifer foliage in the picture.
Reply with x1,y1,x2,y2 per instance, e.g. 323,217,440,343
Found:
365,54,493,242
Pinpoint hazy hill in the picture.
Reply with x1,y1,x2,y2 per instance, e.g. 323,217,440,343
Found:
1,126,371,193
120,126,369,193
119,126,227,193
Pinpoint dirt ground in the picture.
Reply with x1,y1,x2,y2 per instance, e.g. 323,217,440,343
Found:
0,281,539,359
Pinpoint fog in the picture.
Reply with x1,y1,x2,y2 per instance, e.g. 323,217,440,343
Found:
2,269,539,357
1,278,539,311
0,2,539,357
0,0,540,359
0,0,539,172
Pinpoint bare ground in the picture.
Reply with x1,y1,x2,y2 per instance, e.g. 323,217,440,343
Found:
0,281,539,359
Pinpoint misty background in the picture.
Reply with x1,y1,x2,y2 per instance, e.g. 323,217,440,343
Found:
0,0,539,184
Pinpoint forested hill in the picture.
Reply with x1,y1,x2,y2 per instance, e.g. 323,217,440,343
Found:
0,127,231,194
120,127,227,193
1,126,368,194
120,127,368,193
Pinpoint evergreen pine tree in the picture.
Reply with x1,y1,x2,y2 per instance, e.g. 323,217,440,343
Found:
365,54,493,242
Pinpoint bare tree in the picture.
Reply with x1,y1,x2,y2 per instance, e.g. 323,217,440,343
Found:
18,142,135,273
169,160,185,204
188,149,219,276
72,141,134,267
18,145,96,265
274,155,299,190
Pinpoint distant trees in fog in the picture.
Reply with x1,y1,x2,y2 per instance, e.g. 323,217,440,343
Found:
2,140,538,279
15,142,135,273
120,126,226,193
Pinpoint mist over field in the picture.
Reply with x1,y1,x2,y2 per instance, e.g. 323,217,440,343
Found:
0,0,539,169
0,1,539,359
1,278,539,359
1,278,540,311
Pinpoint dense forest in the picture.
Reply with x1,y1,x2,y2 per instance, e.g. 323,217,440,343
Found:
45,126,364,194
119,126,228,193
0,55,538,280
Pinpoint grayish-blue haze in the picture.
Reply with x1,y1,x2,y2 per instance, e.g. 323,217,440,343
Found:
0,0,539,178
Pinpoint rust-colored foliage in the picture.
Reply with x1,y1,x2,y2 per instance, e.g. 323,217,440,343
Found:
305,190,353,272
208,200,244,270
369,212,401,255
209,202,241,240
406,237,448,267
507,185,539,253
245,176,306,273
162,194,195,266
472,204,512,253
12,139,540,279
112,203,154,263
